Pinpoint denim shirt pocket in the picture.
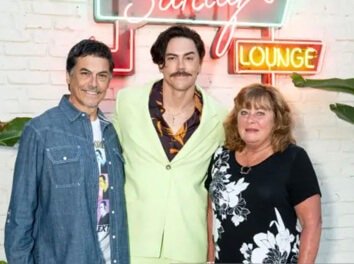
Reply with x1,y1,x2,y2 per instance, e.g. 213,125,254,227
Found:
46,145,84,188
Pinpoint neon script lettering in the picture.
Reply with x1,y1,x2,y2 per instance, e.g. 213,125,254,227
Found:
123,0,250,23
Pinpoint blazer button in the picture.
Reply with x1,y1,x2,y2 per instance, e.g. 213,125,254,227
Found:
166,165,171,170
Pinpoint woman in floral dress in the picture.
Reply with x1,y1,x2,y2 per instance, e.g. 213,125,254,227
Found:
206,83,322,264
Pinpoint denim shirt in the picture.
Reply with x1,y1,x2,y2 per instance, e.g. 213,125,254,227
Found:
5,95,129,264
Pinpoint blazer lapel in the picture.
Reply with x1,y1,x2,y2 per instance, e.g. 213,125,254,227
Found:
133,84,170,164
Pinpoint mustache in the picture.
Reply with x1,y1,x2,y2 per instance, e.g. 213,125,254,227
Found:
85,87,102,93
170,71,192,77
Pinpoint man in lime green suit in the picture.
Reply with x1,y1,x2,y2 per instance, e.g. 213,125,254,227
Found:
112,26,227,264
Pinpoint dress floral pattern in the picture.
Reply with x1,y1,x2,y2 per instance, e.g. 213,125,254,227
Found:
209,147,250,260
240,208,298,264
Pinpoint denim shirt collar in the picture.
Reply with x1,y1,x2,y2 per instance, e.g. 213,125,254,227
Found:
59,95,110,128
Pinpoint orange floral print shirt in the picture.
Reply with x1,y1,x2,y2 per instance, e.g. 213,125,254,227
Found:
149,80,203,161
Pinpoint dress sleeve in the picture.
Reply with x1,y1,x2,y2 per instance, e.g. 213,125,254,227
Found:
288,148,321,207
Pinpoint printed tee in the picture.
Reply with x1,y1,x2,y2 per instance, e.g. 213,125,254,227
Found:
92,118,111,263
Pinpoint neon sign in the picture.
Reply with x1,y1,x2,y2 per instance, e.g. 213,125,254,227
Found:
229,40,325,74
95,0,288,27
94,0,289,75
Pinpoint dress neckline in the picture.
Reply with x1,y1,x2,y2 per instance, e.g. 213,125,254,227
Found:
233,150,276,174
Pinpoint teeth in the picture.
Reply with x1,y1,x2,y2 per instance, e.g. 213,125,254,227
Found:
85,90,98,95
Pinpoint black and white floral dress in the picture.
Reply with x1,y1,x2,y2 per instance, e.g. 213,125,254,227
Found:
205,144,321,263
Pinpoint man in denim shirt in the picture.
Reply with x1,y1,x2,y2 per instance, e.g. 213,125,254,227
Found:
5,39,129,264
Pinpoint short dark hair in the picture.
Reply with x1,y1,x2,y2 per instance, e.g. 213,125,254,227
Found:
150,25,205,69
66,39,114,75
100,201,107,207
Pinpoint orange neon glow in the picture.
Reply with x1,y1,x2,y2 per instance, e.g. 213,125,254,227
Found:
229,40,325,74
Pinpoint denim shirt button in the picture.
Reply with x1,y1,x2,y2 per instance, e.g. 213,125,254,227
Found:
81,113,85,117
112,235,116,239
63,156,67,161
113,260,117,263
110,186,114,190
112,211,115,214
108,161,112,165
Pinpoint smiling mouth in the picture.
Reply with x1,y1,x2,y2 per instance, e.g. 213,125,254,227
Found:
83,90,101,95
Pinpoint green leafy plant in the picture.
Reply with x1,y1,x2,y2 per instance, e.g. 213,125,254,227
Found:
0,260,7,264
0,117,32,146
291,73,354,125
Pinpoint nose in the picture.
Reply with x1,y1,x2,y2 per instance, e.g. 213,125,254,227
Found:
89,74,98,87
245,113,256,123
177,57,185,71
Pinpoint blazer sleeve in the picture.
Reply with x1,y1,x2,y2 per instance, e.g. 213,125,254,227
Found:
112,89,124,145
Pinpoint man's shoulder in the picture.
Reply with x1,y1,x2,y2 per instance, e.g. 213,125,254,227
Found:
117,81,153,100
28,105,64,129
199,88,228,118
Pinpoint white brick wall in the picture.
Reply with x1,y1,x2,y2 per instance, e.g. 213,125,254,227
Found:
1,0,354,262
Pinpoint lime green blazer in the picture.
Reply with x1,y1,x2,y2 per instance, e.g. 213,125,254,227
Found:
112,81,227,263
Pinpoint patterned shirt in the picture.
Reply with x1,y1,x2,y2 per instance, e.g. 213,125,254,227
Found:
149,80,203,161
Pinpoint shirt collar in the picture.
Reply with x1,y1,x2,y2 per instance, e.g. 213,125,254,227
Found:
149,79,203,113
59,95,108,123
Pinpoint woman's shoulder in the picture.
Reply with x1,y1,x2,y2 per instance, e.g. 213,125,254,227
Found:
277,143,308,162
212,145,233,159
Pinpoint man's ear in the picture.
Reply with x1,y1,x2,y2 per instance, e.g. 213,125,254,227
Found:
198,61,203,74
66,72,71,91
158,64,164,72
66,72,71,84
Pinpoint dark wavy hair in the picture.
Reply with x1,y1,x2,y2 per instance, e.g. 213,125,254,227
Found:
66,39,114,75
224,83,295,152
150,25,205,69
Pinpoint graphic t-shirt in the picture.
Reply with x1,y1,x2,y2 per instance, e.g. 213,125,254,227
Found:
92,118,111,263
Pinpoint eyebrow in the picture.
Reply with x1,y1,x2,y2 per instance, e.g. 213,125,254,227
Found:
241,105,270,110
165,51,196,57
79,67,91,72
79,68,109,74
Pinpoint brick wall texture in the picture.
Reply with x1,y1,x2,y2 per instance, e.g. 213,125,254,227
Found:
1,0,354,262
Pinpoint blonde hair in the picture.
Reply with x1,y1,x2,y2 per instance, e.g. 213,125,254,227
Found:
224,83,295,152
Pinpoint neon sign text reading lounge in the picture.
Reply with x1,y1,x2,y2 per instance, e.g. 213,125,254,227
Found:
229,40,325,74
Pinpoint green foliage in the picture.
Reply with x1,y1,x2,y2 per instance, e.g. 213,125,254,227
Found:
291,73,354,125
0,117,32,146
0,260,7,264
